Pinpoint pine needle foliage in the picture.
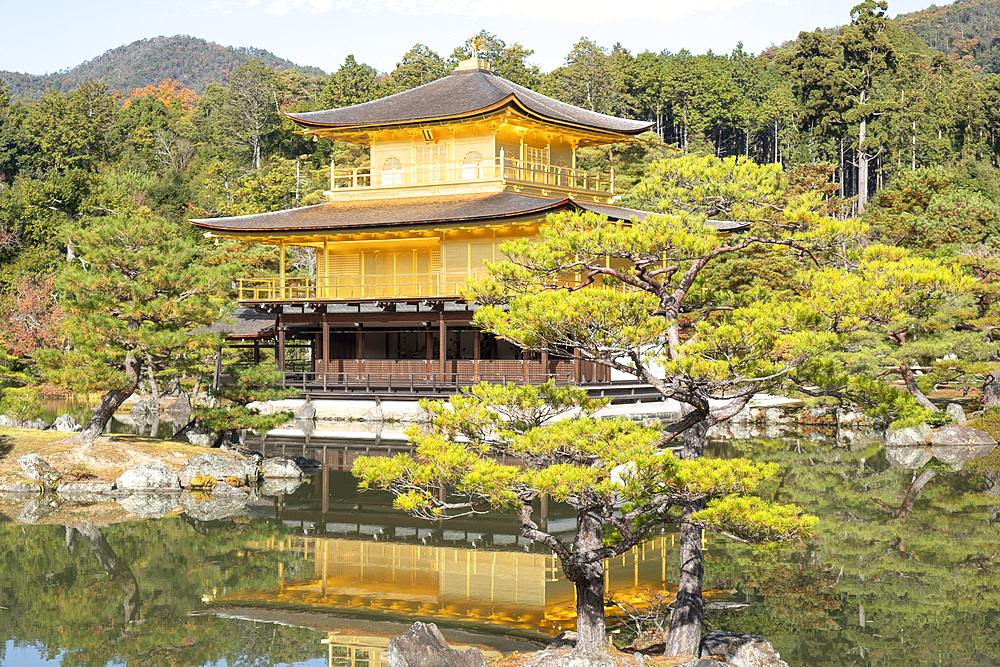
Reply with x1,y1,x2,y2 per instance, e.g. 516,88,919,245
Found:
353,382,816,654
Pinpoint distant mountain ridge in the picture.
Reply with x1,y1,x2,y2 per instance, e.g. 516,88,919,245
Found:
0,35,326,100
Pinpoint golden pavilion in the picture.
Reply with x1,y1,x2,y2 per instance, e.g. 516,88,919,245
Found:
191,56,658,397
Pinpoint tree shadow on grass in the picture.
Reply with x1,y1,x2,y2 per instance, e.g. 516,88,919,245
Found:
0,435,12,461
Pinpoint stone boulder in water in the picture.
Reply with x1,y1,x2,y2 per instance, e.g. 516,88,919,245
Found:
52,414,81,432
294,398,316,420
699,631,789,667
387,622,486,667
261,457,303,479
115,462,181,492
18,454,62,490
177,452,257,487
928,425,996,470
885,423,931,447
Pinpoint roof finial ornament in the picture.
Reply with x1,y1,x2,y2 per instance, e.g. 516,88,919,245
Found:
471,34,484,60
456,35,491,72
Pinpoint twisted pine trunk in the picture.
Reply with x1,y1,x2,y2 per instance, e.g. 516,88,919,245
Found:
664,504,705,658
79,352,141,442
79,388,133,441
565,509,607,657
665,409,710,658
982,370,1000,410
900,362,937,412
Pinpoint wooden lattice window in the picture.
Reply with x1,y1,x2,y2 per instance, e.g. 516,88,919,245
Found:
462,150,484,180
380,156,403,186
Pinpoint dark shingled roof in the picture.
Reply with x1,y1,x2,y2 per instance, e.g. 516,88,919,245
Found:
190,192,657,234
287,68,652,136
189,308,276,339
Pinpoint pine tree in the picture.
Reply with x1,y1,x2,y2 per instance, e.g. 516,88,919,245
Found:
354,382,816,659
39,215,230,441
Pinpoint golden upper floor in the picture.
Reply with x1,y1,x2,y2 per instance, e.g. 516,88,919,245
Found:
192,192,655,304
286,58,651,204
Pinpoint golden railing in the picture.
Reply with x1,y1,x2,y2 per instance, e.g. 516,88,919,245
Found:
237,271,598,303
331,151,613,195
237,273,471,302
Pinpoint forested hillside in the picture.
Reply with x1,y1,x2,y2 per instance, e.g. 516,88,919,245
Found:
3,5,1000,426
894,0,1000,71
0,35,325,99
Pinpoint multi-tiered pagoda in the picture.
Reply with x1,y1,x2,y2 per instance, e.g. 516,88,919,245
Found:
191,57,659,397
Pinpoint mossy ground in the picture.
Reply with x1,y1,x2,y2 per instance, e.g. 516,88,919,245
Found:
964,414,1000,472
0,426,208,485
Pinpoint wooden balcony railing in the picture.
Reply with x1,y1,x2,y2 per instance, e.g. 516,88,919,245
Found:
237,271,598,303
331,150,613,195
237,273,471,302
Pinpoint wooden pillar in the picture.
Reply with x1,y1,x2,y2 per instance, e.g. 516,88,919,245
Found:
426,326,433,381
439,316,447,383
522,349,529,384
322,321,329,390
573,347,580,385
278,327,286,387
253,340,260,364
322,239,329,299
322,464,329,515
279,241,286,299
473,330,481,382
519,136,525,181
357,327,365,378
540,350,548,382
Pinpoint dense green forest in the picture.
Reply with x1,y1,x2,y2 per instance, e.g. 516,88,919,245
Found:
3,1,1000,424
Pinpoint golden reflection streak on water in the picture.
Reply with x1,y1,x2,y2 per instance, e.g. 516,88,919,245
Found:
230,534,698,636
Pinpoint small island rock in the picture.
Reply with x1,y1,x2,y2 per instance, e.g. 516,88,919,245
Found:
178,452,255,487
699,631,788,667
18,454,63,490
387,622,486,667
52,414,81,432
115,461,181,492
294,398,316,420
261,457,303,479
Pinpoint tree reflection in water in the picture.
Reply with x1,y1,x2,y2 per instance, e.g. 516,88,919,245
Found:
70,523,140,623
0,433,998,666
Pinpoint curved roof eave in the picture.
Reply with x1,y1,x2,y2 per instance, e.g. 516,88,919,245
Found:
285,68,652,137
291,96,649,140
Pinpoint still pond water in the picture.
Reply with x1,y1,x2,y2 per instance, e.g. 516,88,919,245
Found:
1,421,999,667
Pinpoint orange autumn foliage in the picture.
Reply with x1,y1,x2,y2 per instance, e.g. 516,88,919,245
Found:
123,78,199,112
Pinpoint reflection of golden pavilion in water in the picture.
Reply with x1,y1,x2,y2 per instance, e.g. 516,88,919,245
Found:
322,632,502,667
215,534,694,638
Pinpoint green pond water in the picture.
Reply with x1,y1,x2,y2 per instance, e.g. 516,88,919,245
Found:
1,429,999,667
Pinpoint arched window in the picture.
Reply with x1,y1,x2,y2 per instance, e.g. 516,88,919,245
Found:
380,156,403,186
462,151,484,180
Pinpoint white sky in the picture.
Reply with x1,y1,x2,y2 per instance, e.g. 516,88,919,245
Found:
0,0,935,76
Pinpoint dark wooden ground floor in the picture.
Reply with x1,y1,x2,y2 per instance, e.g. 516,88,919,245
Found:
225,304,666,401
